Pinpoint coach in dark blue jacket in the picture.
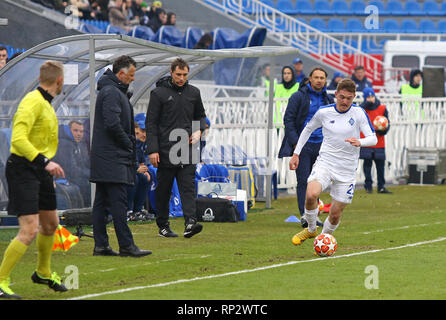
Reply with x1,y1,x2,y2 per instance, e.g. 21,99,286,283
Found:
90,56,151,258
278,67,334,227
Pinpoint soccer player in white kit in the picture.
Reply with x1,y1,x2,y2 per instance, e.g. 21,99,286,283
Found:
289,79,377,245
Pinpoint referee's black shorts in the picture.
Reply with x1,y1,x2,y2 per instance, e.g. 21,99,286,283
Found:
5,154,57,216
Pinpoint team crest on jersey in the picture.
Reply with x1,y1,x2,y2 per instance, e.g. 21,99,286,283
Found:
348,118,355,126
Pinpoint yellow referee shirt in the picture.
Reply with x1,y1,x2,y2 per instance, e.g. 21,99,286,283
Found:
10,89,58,162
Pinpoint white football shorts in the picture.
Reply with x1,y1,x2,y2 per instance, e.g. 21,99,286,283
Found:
307,162,356,204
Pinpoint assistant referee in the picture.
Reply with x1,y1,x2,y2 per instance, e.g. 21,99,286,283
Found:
0,60,68,299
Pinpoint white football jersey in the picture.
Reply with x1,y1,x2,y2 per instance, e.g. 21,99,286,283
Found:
294,103,376,177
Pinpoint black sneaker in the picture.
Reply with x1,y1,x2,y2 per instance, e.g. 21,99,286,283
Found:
159,226,178,238
365,187,373,194
378,187,392,194
31,271,68,292
183,222,203,238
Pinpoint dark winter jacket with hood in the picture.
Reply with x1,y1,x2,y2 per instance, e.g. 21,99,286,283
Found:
146,76,207,168
90,69,136,185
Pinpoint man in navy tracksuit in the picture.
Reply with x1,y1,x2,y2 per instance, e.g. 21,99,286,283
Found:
278,67,334,228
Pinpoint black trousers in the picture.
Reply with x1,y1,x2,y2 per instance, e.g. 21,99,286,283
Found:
363,158,386,191
295,142,321,217
156,164,197,228
92,182,134,248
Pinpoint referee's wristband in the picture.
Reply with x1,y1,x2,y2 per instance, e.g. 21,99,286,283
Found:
32,154,50,168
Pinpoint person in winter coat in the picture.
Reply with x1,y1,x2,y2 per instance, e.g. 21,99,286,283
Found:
90,55,151,258
327,71,345,91
351,66,373,92
359,88,392,194
53,120,91,206
274,66,299,126
146,58,207,239
278,67,334,228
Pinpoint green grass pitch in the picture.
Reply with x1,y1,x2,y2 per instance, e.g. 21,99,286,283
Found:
0,185,445,300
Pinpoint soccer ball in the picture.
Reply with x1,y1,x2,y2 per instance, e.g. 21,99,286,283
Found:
313,233,337,257
373,115,389,131
318,199,324,214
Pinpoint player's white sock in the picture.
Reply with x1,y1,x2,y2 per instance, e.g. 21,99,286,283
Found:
305,207,319,233
322,218,339,234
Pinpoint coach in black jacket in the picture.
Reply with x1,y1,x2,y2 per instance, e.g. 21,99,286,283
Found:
90,55,151,258
146,58,207,239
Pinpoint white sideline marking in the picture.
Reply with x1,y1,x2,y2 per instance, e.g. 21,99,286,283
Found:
67,237,446,300
363,221,446,235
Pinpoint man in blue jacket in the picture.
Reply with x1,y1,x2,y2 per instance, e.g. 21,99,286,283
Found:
278,67,334,228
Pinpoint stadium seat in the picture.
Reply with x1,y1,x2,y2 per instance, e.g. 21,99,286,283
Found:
423,1,444,16
442,1,446,15
383,19,400,33
351,0,367,16
332,0,352,16
387,0,407,16
105,25,127,35
128,25,155,41
346,18,364,32
405,1,425,16
314,0,332,15
309,18,328,32
437,20,446,33
369,1,390,16
296,0,314,15
401,19,419,33
260,0,274,13
276,0,298,15
241,0,254,14
327,18,345,33
419,19,437,33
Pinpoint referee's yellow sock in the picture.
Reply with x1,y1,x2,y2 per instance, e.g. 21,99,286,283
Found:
36,233,54,279
0,238,29,282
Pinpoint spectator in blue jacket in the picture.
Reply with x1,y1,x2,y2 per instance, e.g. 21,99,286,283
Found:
351,66,373,92
53,120,91,206
278,67,334,228
127,114,155,221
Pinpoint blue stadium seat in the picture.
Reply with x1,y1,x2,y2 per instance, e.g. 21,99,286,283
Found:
401,19,419,33
276,0,298,15
346,18,364,32
387,0,407,16
327,18,345,32
420,19,437,33
442,1,446,14
296,0,314,15
383,19,400,33
314,0,331,15
332,0,352,16
105,25,127,35
351,0,367,15
424,1,443,16
241,0,254,14
361,38,382,54
438,20,446,33
369,1,390,16
309,18,327,32
260,0,274,14
405,1,424,16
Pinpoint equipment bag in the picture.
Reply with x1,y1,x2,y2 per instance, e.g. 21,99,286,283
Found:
196,195,240,223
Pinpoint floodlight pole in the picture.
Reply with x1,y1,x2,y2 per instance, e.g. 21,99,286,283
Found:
89,36,96,207
265,55,275,209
